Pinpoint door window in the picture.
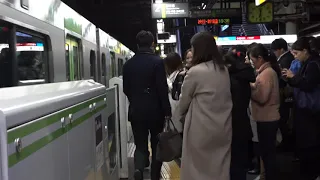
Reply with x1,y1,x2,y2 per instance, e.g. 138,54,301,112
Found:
65,36,82,81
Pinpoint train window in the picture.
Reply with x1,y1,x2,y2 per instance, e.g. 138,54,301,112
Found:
16,30,48,85
118,58,124,76
0,23,12,87
110,51,116,77
65,36,82,81
90,50,96,80
0,21,50,88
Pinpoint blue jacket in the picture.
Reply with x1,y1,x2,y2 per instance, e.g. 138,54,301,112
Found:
289,59,301,75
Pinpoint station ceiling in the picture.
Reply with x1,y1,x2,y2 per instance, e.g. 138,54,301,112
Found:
62,0,222,51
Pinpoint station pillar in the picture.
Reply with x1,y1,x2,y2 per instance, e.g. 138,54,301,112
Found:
285,3,297,34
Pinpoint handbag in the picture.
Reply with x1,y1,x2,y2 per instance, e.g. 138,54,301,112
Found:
295,86,320,111
294,61,320,112
156,118,182,162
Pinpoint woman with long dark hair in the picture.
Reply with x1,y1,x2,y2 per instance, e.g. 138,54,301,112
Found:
249,43,280,180
282,37,320,180
163,52,184,133
176,31,232,180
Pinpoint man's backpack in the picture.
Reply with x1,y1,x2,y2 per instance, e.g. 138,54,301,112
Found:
171,70,186,100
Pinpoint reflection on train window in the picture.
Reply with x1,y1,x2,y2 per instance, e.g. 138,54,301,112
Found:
65,36,82,81
110,51,116,77
16,31,48,85
118,58,124,76
101,53,107,85
90,50,96,80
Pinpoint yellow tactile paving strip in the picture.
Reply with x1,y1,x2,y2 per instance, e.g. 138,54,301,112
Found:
128,142,181,180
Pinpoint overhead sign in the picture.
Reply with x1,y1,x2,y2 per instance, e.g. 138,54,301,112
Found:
187,18,241,26
151,3,189,19
157,35,177,44
190,8,242,18
214,34,297,46
256,0,267,6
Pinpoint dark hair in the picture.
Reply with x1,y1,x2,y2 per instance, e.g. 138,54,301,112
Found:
136,30,154,48
292,37,312,52
164,52,183,75
249,43,281,77
184,48,192,60
217,46,225,56
271,38,288,51
224,52,238,66
190,31,225,70
292,37,319,57
247,42,258,50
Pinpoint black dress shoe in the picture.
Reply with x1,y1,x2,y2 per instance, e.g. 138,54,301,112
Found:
134,169,143,180
145,159,150,168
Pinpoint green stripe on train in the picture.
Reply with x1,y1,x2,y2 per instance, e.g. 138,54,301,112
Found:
8,104,106,168
7,95,106,144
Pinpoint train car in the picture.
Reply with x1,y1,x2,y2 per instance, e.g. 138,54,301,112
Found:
0,0,134,88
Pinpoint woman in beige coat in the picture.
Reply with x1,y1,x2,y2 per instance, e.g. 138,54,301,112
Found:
176,31,233,180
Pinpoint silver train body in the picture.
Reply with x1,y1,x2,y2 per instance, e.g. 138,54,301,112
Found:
0,0,134,88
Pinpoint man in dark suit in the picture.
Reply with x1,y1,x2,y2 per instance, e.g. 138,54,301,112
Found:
271,38,295,151
123,30,171,180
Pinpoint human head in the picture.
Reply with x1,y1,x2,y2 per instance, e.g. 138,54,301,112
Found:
136,30,154,49
184,49,192,68
271,38,288,58
190,31,225,69
217,46,225,56
291,37,312,62
164,52,183,75
246,43,258,66
234,45,247,62
249,43,271,69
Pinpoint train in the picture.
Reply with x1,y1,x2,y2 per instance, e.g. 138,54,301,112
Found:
0,0,134,88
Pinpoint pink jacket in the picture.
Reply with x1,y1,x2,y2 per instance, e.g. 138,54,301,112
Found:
251,62,280,122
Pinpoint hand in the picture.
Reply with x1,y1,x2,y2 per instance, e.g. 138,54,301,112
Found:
250,82,257,89
282,68,294,78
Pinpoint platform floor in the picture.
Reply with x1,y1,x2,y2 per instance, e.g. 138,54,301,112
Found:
127,142,261,180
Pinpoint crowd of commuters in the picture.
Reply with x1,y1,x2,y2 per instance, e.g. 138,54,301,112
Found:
123,30,320,180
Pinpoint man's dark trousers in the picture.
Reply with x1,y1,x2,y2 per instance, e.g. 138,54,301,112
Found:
131,119,164,180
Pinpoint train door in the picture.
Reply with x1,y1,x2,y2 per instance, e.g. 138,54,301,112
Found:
117,58,124,76
101,53,107,85
65,36,82,81
110,51,116,77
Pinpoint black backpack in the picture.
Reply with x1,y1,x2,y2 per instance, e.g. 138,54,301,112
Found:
171,70,186,100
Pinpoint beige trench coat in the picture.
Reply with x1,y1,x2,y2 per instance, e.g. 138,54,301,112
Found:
175,61,233,180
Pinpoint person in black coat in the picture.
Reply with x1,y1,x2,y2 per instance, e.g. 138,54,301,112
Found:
282,37,320,180
224,50,256,180
123,31,171,180
271,38,295,151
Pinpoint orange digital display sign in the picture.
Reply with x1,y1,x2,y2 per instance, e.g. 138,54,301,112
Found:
197,18,231,25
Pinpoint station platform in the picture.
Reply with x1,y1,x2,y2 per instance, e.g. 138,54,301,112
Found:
127,142,302,180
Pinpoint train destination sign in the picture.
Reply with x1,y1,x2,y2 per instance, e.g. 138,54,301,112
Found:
152,3,189,19
187,18,241,26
